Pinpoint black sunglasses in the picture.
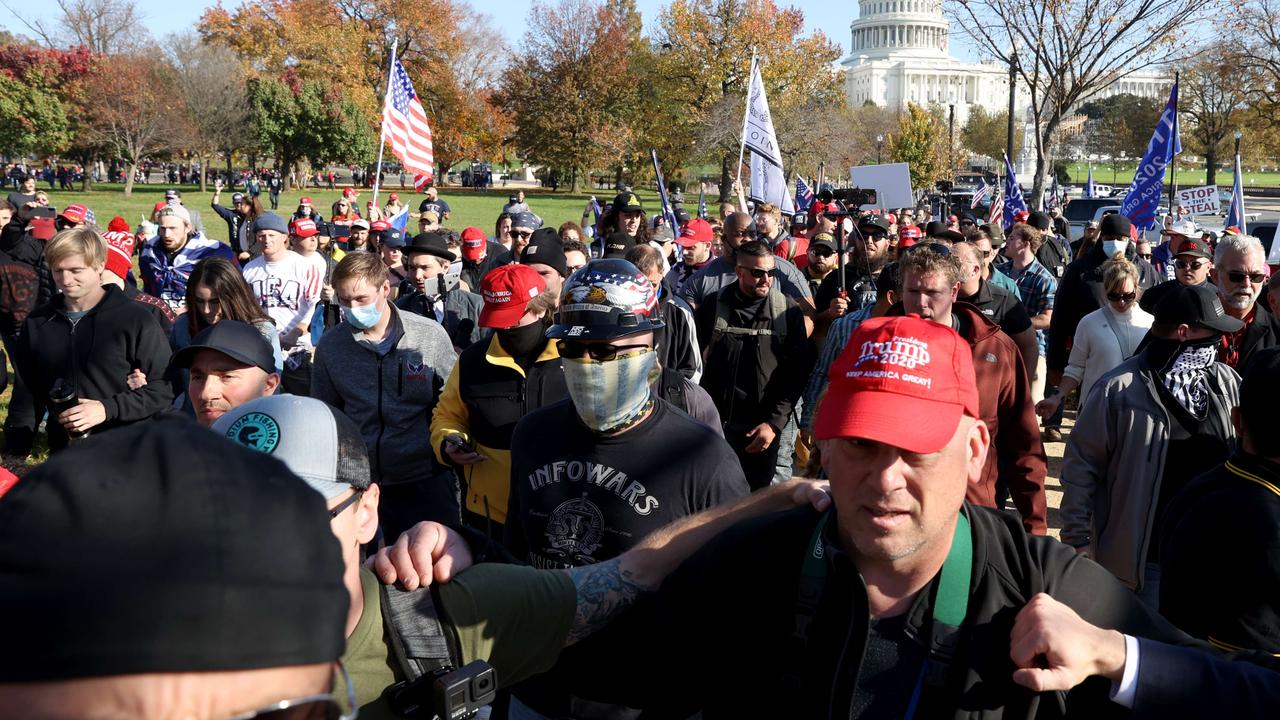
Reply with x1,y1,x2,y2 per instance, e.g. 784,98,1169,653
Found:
1138,253,1152,260
1106,291,1137,302
739,266,775,279
557,340,650,361
1227,270,1267,285
328,489,364,519
1175,259,1207,271
508,229,533,240
810,247,835,257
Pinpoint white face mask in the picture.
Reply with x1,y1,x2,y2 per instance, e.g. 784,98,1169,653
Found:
1102,239,1129,258
562,349,658,433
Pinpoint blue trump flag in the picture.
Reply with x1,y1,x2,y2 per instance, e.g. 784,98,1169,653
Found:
1226,151,1246,234
1002,153,1027,230
697,185,707,219
650,149,682,234
1121,79,1181,230
1084,166,1096,199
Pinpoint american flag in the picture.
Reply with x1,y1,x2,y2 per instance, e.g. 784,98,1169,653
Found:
987,185,1003,225
794,175,814,212
971,179,991,209
382,57,434,192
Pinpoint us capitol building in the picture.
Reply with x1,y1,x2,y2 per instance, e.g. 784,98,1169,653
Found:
842,0,1168,157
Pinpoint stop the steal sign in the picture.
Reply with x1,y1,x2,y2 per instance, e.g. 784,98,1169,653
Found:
1176,185,1221,216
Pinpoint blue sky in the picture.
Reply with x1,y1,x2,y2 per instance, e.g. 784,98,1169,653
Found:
2,0,983,62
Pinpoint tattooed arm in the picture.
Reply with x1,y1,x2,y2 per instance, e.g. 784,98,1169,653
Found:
562,478,830,645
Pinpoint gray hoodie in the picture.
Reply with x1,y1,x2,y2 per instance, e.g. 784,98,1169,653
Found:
312,304,457,486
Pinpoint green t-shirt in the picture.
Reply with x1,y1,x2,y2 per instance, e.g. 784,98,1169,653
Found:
339,564,577,715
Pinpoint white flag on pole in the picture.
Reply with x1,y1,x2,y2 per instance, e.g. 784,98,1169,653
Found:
743,61,794,213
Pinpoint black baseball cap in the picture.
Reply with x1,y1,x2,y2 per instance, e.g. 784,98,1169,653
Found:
859,215,891,234
172,320,276,374
1027,211,1052,231
603,231,635,258
0,419,349,680
1153,283,1244,334
404,231,455,261
613,192,644,214
380,228,406,248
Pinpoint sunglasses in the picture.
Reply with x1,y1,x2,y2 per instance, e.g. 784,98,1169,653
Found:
1175,259,1206,271
1106,291,1137,302
864,232,889,242
1227,270,1267,285
739,266,775,279
810,248,835,258
508,230,533,240
1138,253,1152,260
328,489,364,519
557,340,649,361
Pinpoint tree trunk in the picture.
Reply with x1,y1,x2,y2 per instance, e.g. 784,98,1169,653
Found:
570,166,580,194
123,161,137,197
1204,148,1218,186
80,156,95,192
719,152,733,203
1032,115,1064,212
225,150,233,178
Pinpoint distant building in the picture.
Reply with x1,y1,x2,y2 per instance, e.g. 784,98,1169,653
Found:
841,0,1168,172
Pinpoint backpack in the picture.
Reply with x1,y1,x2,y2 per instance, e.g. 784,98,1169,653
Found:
0,248,41,335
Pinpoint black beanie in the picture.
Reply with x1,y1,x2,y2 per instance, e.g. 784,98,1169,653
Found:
521,228,569,277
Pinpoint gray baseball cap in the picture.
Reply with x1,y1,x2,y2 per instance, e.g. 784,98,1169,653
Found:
212,396,370,501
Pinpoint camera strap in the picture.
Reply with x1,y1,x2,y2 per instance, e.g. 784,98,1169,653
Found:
380,583,459,682
790,508,973,716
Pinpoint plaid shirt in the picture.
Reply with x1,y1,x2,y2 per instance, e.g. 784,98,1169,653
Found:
997,258,1057,356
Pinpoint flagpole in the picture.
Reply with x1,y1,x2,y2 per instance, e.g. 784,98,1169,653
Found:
735,48,757,188
1165,71,1180,216
371,39,398,211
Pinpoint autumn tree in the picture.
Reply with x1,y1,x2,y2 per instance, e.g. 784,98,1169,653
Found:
495,0,635,193
651,0,841,201
1181,48,1250,185
889,103,945,192
167,33,250,192
79,53,189,196
200,0,504,180
0,44,93,156
17,0,147,54
961,106,1022,164
949,0,1213,209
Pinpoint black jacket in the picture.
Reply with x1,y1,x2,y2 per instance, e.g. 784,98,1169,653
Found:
655,278,701,380
210,202,247,254
1160,452,1280,655
959,279,1033,340
563,504,1224,718
396,276,487,351
15,285,173,451
1232,304,1280,372
695,285,812,431
1048,241,1159,373
0,220,55,313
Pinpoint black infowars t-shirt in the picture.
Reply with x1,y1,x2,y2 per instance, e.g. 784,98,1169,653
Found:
504,397,749,569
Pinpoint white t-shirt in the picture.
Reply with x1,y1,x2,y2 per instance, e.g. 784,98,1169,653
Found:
242,250,322,351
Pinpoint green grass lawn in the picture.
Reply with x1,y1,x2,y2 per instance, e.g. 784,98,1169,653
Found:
1063,163,1280,189
36,183,676,245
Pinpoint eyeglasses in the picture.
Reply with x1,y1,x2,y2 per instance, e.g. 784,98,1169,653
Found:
1175,259,1207,271
1106,291,1137,302
738,266,775,279
1227,270,1267,285
328,489,364,519
810,247,834,258
556,340,650,361
1138,253,1152,260
864,232,889,242
508,230,533,240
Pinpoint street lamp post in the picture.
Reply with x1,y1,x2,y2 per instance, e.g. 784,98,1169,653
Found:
1234,129,1243,165
876,134,884,164
948,102,956,181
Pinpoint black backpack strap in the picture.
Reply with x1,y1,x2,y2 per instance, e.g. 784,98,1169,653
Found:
659,366,688,414
379,583,458,681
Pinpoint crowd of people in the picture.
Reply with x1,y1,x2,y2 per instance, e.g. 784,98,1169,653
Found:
0,177,1277,718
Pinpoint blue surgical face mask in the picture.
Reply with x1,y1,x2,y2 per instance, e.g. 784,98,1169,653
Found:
1102,239,1129,258
341,301,382,330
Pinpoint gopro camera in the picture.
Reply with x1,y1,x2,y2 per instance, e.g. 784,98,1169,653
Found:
383,661,497,719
